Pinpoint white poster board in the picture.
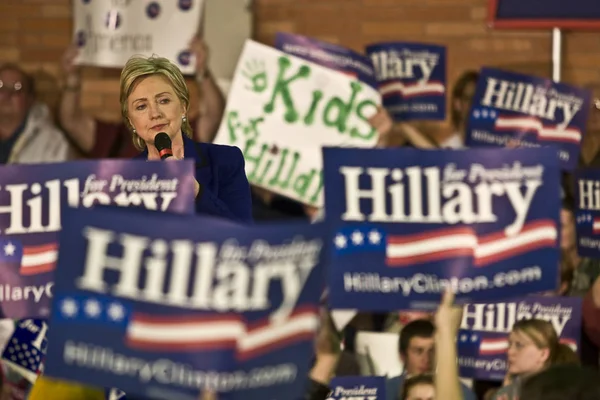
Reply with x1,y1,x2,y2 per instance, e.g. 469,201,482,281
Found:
213,40,381,207
355,331,403,377
73,0,203,74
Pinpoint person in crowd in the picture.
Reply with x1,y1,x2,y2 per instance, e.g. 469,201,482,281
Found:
400,375,434,400
438,70,479,149
490,319,579,400
119,54,252,223
519,364,600,400
377,70,479,149
583,274,600,349
0,63,70,164
59,36,225,159
386,319,476,400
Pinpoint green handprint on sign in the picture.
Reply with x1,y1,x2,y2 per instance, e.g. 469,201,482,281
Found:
243,59,268,93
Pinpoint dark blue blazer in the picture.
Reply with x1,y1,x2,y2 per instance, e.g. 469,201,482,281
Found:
136,134,253,223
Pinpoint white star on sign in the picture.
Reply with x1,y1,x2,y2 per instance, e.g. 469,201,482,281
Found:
490,110,497,118
61,298,78,318
460,334,468,342
473,110,480,118
334,234,347,249
471,334,478,342
107,302,125,322
481,109,489,118
351,231,364,245
3,242,15,256
368,230,382,245
84,299,102,318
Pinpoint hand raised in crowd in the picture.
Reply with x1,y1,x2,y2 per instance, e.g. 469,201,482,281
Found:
434,288,463,335
189,35,210,79
369,106,394,147
61,44,80,79
315,307,341,357
310,308,341,386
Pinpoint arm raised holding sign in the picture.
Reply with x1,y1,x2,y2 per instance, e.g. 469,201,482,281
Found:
58,38,226,159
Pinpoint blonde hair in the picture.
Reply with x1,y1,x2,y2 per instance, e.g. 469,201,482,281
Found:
512,319,579,367
119,55,193,151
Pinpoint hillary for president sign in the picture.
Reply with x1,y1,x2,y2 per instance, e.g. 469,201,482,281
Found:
323,147,561,310
327,376,386,400
574,168,600,258
0,160,195,320
457,295,582,381
43,207,326,400
366,42,447,121
465,67,591,171
73,0,203,74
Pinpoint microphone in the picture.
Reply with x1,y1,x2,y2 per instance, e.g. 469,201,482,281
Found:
154,132,173,160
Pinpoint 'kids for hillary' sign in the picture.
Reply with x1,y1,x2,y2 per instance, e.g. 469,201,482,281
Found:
0,160,195,320
73,0,203,74
322,147,561,310
465,67,591,171
213,39,381,207
44,207,326,400
457,295,582,381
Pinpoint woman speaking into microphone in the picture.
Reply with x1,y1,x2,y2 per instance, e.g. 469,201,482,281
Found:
118,55,253,223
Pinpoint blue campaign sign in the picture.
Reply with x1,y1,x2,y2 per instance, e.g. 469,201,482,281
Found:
365,42,447,121
465,67,591,171
1,318,48,383
0,160,195,320
457,295,581,381
574,168,600,258
327,376,386,400
43,207,327,400
322,147,561,310
275,32,378,90
489,0,600,29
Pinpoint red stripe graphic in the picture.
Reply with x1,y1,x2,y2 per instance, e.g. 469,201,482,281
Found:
125,305,319,361
386,220,557,267
494,116,581,144
19,242,58,275
379,80,445,98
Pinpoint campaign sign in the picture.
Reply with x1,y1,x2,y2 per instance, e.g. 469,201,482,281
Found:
73,0,204,74
457,295,582,381
465,67,591,171
0,160,195,320
43,207,326,400
322,147,561,310
1,319,48,383
105,388,126,400
275,32,378,90
366,42,446,121
327,376,386,400
573,168,600,258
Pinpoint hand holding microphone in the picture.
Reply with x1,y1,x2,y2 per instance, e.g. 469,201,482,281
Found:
154,132,200,197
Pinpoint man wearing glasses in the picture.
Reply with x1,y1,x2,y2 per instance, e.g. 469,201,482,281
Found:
0,64,69,165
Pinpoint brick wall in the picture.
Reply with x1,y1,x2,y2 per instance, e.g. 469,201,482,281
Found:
2,0,600,130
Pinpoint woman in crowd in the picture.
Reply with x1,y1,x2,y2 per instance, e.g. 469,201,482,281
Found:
401,375,434,400
491,319,579,400
119,54,253,223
